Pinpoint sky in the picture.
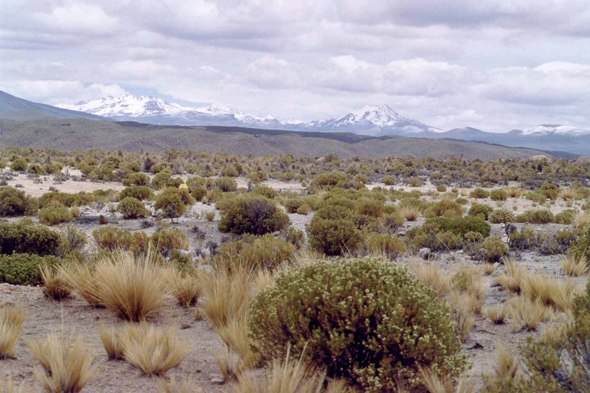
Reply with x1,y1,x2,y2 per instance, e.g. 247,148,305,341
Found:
2,1,590,132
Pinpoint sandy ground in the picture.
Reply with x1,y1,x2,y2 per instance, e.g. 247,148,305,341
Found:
0,284,231,393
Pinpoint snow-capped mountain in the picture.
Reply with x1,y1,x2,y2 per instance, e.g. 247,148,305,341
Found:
517,124,590,137
57,95,438,136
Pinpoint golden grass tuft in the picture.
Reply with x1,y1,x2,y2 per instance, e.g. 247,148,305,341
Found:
158,376,202,393
93,252,169,321
58,262,104,307
521,274,581,311
508,296,554,331
40,265,71,301
484,305,509,324
419,367,475,393
216,318,258,369
254,269,276,292
0,307,26,359
215,349,243,382
0,377,26,393
451,265,487,313
408,258,451,298
98,326,124,360
121,323,190,376
234,348,354,393
561,254,589,277
481,263,497,276
495,258,527,294
28,333,97,393
449,292,476,342
575,211,590,228
493,345,519,381
166,269,201,308
200,268,254,330
399,207,420,221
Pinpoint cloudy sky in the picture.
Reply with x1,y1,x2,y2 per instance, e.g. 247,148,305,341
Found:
2,0,590,132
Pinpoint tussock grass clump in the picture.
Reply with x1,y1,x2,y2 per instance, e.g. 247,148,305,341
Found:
40,265,71,300
575,211,590,227
399,207,420,221
98,326,124,360
59,262,103,307
200,268,254,330
408,258,451,298
166,270,201,308
28,334,97,393
121,323,190,376
419,367,475,393
521,274,581,311
484,305,509,324
495,258,527,294
507,296,554,331
158,376,202,393
0,377,26,393
0,307,26,359
235,348,354,393
93,252,169,321
561,254,589,277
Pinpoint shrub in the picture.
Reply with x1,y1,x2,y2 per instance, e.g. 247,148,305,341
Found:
0,187,37,217
479,236,508,262
191,186,207,202
555,209,576,225
248,259,468,391
10,158,27,172
468,204,493,220
151,172,171,190
0,222,61,256
436,185,447,192
252,186,278,199
119,186,153,201
470,188,490,198
427,216,491,238
216,177,238,192
490,189,508,201
284,198,305,213
489,209,515,224
0,253,62,286
424,200,463,218
149,228,189,258
38,203,73,226
154,190,187,221
218,197,290,236
307,217,362,256
93,227,148,255
296,204,311,215
356,199,384,218
517,209,555,224
27,163,46,175
383,175,396,186
118,197,149,219
382,213,404,233
213,234,295,271
310,173,344,190
122,173,150,186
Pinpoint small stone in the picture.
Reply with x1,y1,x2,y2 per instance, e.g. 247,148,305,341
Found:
211,377,225,385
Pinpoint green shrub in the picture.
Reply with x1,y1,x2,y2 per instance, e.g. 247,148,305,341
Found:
249,259,468,391
490,189,508,201
122,173,150,186
382,213,404,233
154,189,187,221
427,216,491,238
151,172,171,190
118,197,149,219
215,177,238,192
383,175,396,186
489,209,515,224
0,253,62,286
251,185,278,199
0,222,61,256
296,204,311,215
468,204,494,220
356,198,384,218
516,209,555,224
93,227,148,255
149,228,189,257
555,209,576,225
218,197,290,236
191,186,207,202
436,185,447,192
213,234,295,271
478,236,508,262
119,186,153,201
310,172,345,190
27,163,46,174
470,188,490,198
307,217,362,256
10,158,28,172
38,203,73,226
0,187,37,217
424,200,463,218
284,198,305,213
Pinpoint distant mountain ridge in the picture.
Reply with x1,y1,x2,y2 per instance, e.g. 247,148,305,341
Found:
0,90,103,121
57,94,438,136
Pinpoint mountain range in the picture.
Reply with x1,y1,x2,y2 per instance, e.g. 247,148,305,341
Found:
0,89,588,155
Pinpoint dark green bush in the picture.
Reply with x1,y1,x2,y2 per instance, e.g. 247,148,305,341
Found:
213,234,295,271
516,209,555,224
154,189,187,220
248,259,468,391
470,188,490,198
0,253,62,286
478,236,508,262
555,209,576,225
427,216,491,238
93,226,147,255
424,200,463,218
307,216,362,256
38,203,73,226
0,222,61,256
122,173,150,186
149,228,189,257
119,186,153,201
489,209,515,224
468,204,494,220
310,172,345,190
10,158,28,172
251,186,278,199
215,177,238,192
218,197,290,236
363,233,406,258
191,186,207,202
284,198,305,213
118,197,149,219
0,187,37,217
490,189,508,201
356,198,384,218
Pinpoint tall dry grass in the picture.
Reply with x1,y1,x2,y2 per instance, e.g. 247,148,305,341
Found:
508,296,554,331
59,262,104,307
121,323,190,376
98,326,124,360
419,368,475,393
165,269,201,308
158,376,202,393
0,307,26,359
28,334,97,393
399,207,420,221
408,258,451,298
40,265,71,300
0,377,26,393
561,254,589,277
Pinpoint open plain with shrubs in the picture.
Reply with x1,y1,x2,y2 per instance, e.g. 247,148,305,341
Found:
2,147,590,391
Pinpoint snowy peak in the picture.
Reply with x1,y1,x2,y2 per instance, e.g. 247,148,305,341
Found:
520,124,590,136
344,104,403,126
57,94,191,118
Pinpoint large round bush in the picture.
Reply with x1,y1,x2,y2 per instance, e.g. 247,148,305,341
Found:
307,217,361,256
248,259,468,392
118,197,149,219
218,197,289,235
0,187,37,217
